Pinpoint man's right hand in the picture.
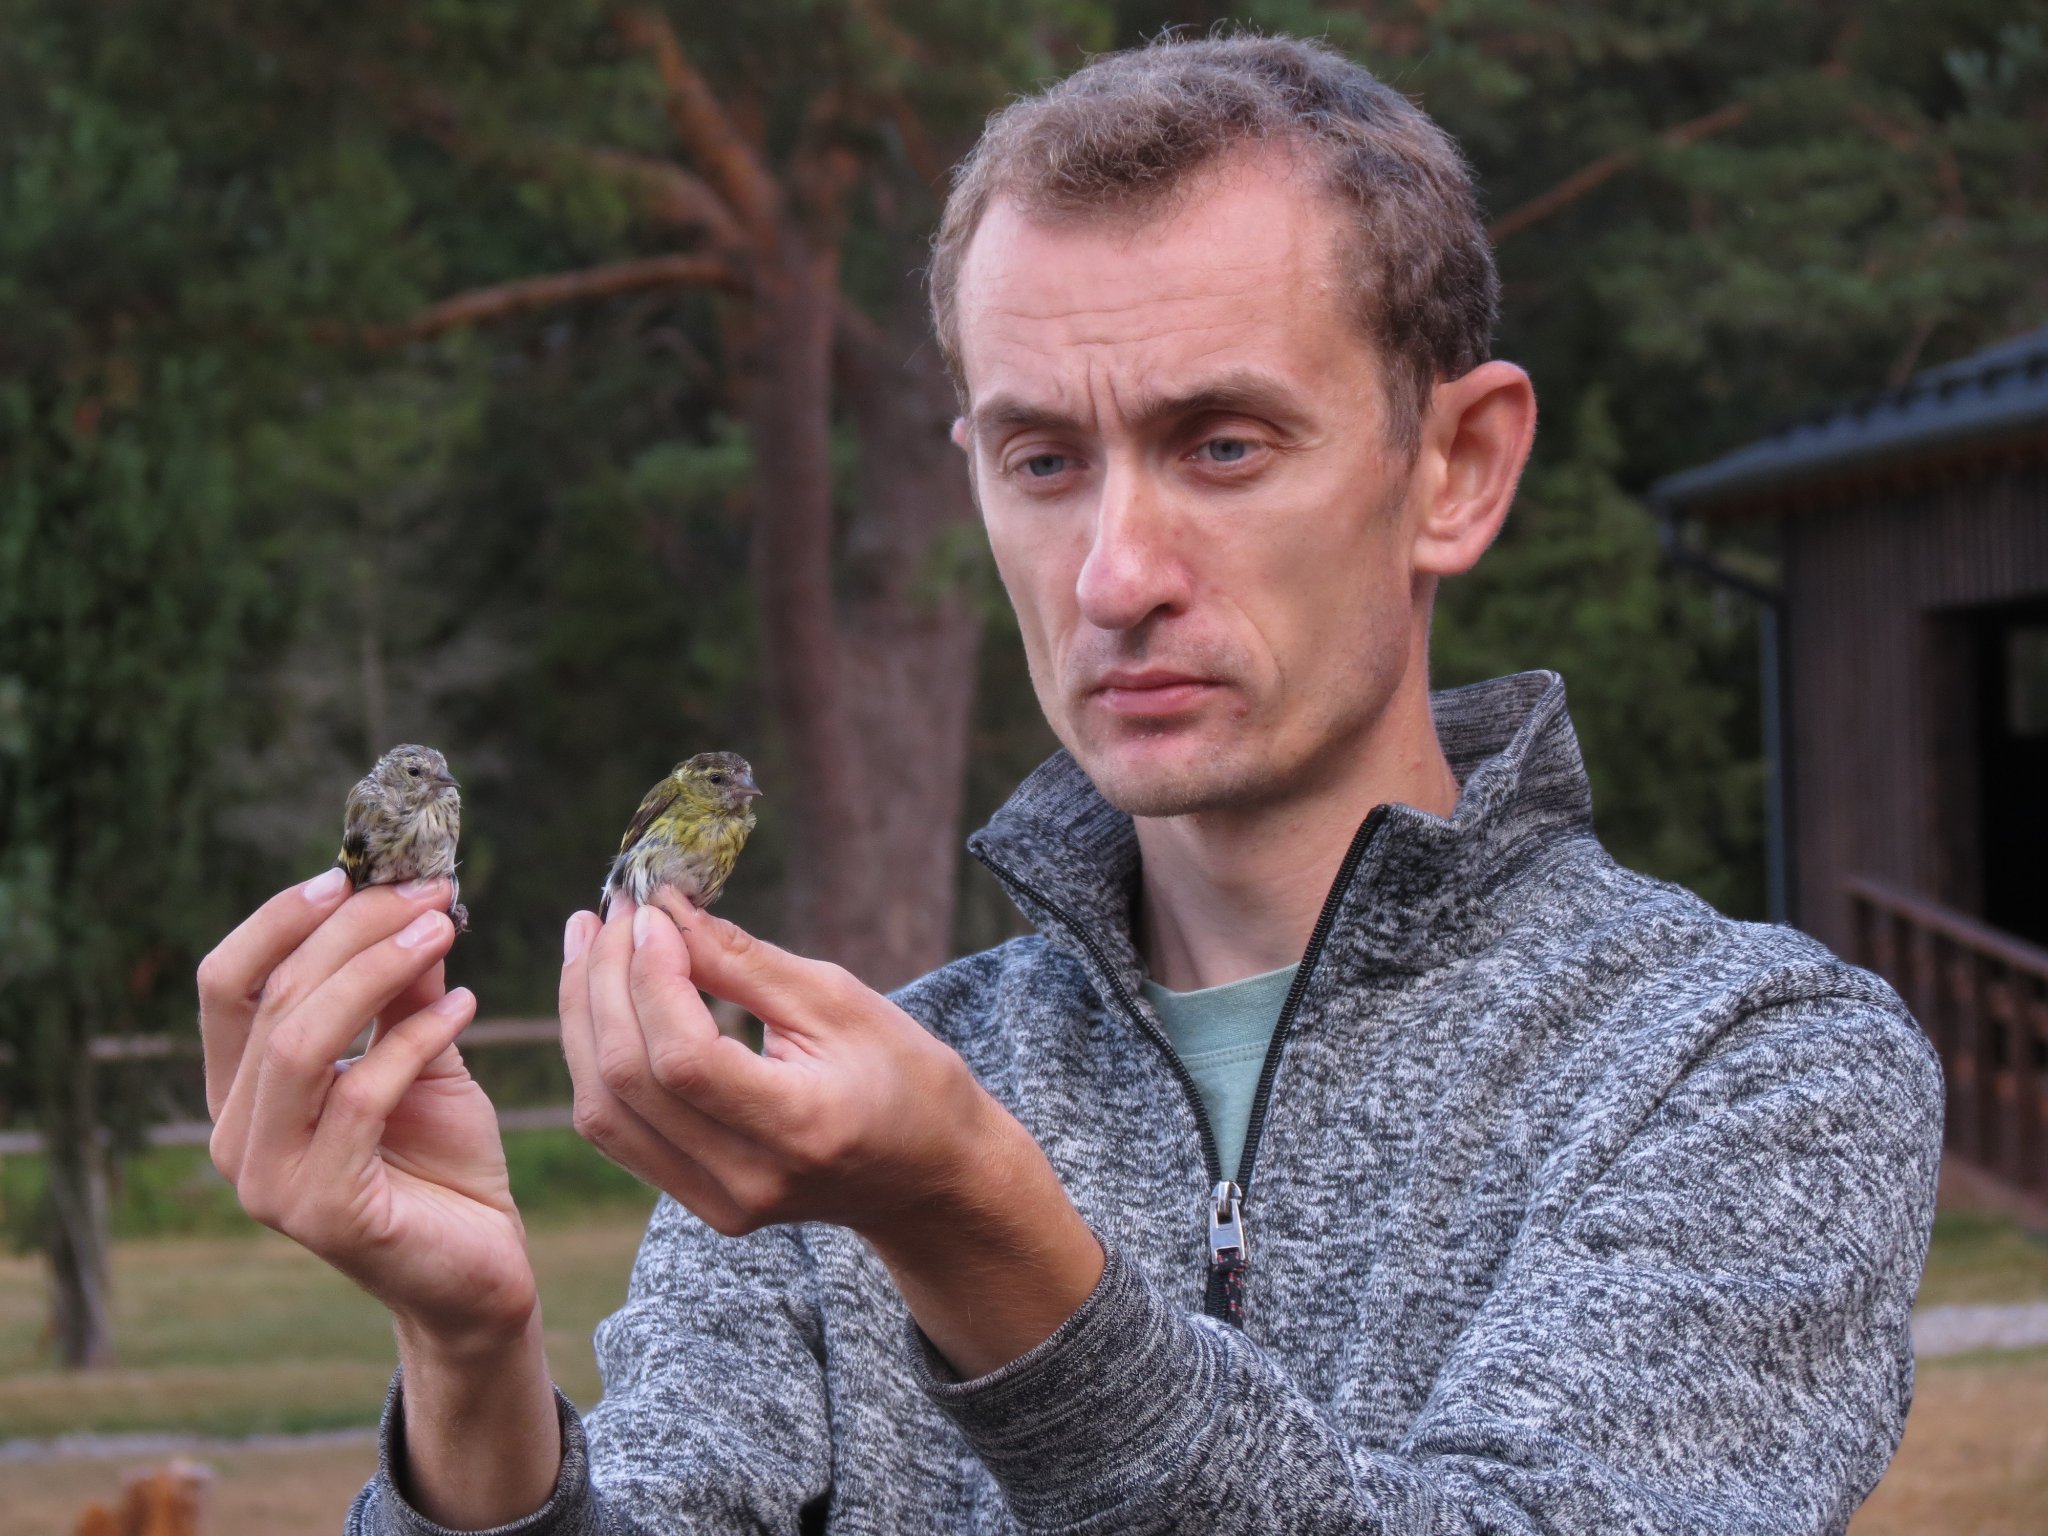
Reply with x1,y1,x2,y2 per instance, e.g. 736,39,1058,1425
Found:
199,869,565,1529
198,867,535,1347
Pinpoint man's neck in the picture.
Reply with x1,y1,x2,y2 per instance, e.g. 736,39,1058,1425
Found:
1132,669,1459,993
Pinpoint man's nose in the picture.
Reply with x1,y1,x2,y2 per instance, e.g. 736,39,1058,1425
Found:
1074,462,1185,633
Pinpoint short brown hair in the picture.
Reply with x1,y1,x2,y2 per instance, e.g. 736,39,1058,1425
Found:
927,30,1499,461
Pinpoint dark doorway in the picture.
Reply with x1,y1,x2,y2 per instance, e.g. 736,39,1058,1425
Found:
1977,599,2048,948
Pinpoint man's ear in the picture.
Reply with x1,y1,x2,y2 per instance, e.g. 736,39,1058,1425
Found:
950,415,982,511
1410,361,1537,578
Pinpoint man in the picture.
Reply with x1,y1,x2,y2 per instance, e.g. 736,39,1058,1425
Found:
197,32,1942,1534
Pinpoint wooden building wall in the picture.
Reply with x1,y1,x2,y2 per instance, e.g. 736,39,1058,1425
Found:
1782,461,2048,956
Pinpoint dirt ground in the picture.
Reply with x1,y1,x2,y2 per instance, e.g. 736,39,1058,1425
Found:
0,1436,375,1536
4,1352,2042,1536
1850,1349,2048,1536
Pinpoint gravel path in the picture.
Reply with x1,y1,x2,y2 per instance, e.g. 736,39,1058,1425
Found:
1912,1302,2048,1359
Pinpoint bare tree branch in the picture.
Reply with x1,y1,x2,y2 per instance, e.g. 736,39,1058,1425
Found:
611,6,784,244
344,254,748,347
1488,99,1752,245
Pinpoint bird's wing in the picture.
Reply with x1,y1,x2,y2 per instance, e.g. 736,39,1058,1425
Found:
616,775,682,855
337,776,378,885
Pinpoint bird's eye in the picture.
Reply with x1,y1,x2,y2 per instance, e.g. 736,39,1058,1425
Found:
710,772,729,785
404,765,420,778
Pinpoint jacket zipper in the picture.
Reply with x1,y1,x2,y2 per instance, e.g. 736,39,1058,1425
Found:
975,802,1389,1326
1208,804,1389,1320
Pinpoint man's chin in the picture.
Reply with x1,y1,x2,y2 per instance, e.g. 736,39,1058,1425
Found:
1072,733,1266,819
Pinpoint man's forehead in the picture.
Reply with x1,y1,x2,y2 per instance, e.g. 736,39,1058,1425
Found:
959,163,1338,310
951,151,1360,425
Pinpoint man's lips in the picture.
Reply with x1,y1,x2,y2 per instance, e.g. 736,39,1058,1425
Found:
1088,669,1221,718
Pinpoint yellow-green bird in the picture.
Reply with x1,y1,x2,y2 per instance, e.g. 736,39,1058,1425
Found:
600,752,762,919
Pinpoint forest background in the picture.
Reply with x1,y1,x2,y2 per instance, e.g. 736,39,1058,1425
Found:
2,0,2044,1367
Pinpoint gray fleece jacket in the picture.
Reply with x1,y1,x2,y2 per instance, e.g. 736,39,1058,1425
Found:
351,670,1944,1535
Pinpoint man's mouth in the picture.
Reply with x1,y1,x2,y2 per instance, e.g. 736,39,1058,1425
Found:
1089,668,1220,719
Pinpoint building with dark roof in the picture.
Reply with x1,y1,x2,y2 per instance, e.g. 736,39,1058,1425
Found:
1653,325,2048,1197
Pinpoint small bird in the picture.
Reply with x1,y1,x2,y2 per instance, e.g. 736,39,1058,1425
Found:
601,751,762,918
337,743,470,931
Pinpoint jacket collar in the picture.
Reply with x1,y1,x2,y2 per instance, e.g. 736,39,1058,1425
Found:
966,671,1596,997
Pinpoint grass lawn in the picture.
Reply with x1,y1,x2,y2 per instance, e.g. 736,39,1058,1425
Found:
0,1130,655,1440
1913,1209,2048,1307
0,1215,646,1441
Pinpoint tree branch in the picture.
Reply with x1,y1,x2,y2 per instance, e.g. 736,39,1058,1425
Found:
845,0,945,188
611,7,784,243
344,254,748,346
577,146,747,248
1488,99,1752,245
338,54,748,248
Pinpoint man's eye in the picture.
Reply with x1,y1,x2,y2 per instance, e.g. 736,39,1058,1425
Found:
1022,453,1069,478
1200,438,1251,464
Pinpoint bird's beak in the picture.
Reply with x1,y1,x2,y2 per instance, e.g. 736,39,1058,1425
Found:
737,771,763,801
435,771,459,789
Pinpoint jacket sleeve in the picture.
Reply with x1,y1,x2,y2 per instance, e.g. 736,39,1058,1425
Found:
348,1195,833,1535
914,994,1945,1535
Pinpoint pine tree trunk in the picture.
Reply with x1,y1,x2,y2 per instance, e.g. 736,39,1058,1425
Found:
734,231,981,991
836,301,983,990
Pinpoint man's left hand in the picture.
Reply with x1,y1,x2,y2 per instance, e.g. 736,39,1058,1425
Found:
559,895,1104,1377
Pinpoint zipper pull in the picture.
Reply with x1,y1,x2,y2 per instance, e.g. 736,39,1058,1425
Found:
1206,1180,1248,1327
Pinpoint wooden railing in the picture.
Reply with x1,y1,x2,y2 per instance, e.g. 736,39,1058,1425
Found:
0,1018,574,1159
1849,878,2048,1195
0,1006,750,1159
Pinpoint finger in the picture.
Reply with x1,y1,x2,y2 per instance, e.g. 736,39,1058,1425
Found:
584,897,654,1108
662,900,864,1042
629,903,783,1132
263,880,456,1029
558,909,750,1233
227,909,457,1184
587,902,764,1151
557,908,610,1133
301,987,479,1196
372,961,447,1050
198,868,353,1117
214,879,458,1137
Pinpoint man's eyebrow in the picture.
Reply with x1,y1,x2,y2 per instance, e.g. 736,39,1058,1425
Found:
966,370,1309,444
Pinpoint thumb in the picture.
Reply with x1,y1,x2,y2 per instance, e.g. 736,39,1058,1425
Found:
628,901,713,1036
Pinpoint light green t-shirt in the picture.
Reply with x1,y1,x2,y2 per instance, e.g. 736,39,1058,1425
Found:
1140,962,1300,1181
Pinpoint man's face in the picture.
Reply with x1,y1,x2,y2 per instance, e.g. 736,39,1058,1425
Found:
951,148,1426,817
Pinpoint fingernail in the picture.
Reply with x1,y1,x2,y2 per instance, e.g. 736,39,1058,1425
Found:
396,911,445,949
563,916,588,965
431,986,473,1016
398,877,442,899
303,868,349,902
632,904,657,951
